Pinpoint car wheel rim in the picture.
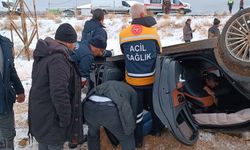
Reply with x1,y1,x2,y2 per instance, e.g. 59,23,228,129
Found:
225,13,250,62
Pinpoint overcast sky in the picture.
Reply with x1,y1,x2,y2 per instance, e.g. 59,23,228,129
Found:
10,0,250,14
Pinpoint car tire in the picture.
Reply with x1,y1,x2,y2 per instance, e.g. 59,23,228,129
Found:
215,7,250,81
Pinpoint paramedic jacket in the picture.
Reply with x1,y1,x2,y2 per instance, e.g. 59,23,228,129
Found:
119,16,161,86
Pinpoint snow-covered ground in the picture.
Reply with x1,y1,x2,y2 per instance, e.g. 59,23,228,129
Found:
2,14,250,150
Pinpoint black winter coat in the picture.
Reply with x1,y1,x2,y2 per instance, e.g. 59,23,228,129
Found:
0,35,24,114
28,37,83,144
70,42,94,79
81,19,107,43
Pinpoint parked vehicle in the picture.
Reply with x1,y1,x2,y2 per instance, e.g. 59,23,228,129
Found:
95,8,250,145
143,0,191,14
91,0,130,14
62,9,75,17
0,0,20,15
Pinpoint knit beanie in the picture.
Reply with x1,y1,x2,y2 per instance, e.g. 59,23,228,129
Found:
89,36,107,49
213,18,220,26
55,23,77,43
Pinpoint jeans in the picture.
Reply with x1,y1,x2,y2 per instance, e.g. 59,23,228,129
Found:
0,111,15,150
84,101,135,150
38,143,63,150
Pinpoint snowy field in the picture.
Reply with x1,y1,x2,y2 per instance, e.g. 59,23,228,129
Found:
1,14,250,149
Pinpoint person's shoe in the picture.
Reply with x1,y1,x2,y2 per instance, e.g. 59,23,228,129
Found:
68,142,78,149
154,131,161,137
79,135,87,144
150,131,161,137
135,142,143,148
68,135,87,149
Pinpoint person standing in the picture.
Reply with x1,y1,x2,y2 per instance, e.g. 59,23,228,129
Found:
119,3,163,148
183,18,195,43
81,8,111,58
78,8,111,93
239,0,244,11
228,0,234,14
28,23,83,150
0,34,25,149
208,18,220,38
162,0,171,14
84,81,138,150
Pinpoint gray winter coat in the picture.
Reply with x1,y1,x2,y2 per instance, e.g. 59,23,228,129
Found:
183,23,193,41
85,81,138,135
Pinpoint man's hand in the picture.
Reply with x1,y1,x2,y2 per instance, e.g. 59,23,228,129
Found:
203,86,215,96
81,78,88,88
203,86,218,105
16,94,25,103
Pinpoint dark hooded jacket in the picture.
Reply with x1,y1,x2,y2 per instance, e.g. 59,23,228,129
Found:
85,81,138,135
70,41,94,79
28,37,83,144
81,19,111,58
208,25,220,38
81,19,107,44
0,35,24,114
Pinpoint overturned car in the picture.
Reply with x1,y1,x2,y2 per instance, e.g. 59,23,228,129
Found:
96,8,250,145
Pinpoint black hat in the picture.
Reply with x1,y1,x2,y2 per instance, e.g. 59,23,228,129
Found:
55,23,77,43
89,36,107,49
92,9,105,21
213,18,220,25
186,18,191,23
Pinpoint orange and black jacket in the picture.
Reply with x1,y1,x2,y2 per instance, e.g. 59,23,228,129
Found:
119,16,161,86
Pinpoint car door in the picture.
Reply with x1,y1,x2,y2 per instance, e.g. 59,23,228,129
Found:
153,56,199,145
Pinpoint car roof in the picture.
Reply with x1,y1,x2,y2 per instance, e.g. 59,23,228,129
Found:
162,38,218,56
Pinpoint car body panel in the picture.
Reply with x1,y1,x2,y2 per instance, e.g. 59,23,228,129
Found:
153,56,199,145
103,38,250,146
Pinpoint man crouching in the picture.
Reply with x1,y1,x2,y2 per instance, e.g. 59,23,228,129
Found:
84,81,138,150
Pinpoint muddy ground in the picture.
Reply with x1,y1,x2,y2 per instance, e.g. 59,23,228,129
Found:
96,128,250,150
14,99,250,150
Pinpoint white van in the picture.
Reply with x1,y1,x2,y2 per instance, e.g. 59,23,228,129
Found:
0,0,20,15
144,0,191,14
91,0,131,14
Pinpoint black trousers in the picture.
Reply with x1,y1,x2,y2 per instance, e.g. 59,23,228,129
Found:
132,85,164,144
38,143,63,150
228,3,233,13
84,101,135,150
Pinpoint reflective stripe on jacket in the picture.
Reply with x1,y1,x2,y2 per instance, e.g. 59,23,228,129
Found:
120,24,161,86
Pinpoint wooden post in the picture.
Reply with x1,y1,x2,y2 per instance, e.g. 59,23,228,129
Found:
19,0,30,60
8,0,39,60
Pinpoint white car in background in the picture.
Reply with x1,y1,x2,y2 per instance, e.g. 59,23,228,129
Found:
125,0,143,7
143,0,191,14
91,0,131,14
90,0,144,14
1,0,20,15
